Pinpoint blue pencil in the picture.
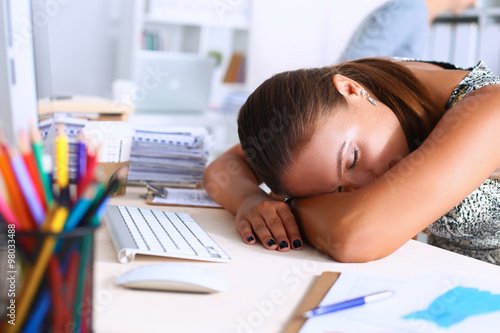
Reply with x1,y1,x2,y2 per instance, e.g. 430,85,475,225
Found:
21,291,50,333
64,193,95,232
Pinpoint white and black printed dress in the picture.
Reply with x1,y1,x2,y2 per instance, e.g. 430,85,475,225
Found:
422,60,500,264
394,59,500,264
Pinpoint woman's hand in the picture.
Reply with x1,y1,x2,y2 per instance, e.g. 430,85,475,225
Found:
235,193,303,251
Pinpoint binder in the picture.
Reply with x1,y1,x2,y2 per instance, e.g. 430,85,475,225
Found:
284,271,341,333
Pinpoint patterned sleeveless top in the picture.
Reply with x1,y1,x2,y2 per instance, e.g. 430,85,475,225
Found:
396,59,500,264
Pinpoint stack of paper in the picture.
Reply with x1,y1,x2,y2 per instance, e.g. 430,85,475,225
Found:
127,125,213,187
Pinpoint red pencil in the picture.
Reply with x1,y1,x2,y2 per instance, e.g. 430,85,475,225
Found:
77,146,97,198
0,144,36,230
48,256,66,332
81,268,92,333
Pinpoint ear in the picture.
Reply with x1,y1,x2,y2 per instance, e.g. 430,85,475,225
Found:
332,74,363,97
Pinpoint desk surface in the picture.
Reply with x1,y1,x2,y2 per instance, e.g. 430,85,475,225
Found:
94,187,500,333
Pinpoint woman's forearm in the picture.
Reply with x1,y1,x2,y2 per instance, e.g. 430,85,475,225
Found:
203,146,269,215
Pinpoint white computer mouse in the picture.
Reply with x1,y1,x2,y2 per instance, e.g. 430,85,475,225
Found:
115,263,230,293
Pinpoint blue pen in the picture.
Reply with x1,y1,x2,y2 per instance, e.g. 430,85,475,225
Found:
303,290,393,318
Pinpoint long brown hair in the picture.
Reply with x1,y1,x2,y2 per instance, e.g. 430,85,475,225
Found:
237,58,444,195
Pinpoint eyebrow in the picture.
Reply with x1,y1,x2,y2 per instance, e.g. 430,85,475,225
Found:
337,141,347,181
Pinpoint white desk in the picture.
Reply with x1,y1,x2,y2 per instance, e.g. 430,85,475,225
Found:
94,187,500,333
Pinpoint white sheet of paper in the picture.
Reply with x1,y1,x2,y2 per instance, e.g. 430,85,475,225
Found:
151,187,222,208
299,271,500,333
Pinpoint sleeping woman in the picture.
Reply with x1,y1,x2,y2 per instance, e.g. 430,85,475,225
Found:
203,57,500,264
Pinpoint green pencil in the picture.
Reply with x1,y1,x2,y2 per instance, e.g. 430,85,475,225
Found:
31,125,54,208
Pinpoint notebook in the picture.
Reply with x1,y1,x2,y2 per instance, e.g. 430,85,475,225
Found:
133,52,215,113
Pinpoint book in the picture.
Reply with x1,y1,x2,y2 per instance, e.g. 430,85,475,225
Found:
224,53,244,83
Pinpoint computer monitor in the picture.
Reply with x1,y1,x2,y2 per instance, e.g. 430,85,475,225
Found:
0,0,39,143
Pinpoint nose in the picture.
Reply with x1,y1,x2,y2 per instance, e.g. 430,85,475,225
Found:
343,171,378,191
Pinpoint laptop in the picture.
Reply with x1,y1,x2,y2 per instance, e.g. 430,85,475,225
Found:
133,52,215,113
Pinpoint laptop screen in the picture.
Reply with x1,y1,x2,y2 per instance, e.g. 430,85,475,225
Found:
133,52,215,113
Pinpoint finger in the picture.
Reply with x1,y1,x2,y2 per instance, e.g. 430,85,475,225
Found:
235,218,257,245
277,205,303,250
259,207,291,252
246,216,278,250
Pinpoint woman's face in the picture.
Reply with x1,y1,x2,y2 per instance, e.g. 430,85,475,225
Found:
284,97,410,198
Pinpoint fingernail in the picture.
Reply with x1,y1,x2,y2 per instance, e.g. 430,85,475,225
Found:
279,241,289,249
293,239,302,248
267,239,277,247
246,235,254,242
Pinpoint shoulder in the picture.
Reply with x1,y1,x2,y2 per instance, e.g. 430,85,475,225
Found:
372,0,427,22
399,63,471,108
426,84,500,173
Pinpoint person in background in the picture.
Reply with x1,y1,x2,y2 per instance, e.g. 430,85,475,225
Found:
338,0,478,62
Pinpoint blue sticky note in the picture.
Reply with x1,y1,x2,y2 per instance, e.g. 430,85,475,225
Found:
403,286,500,327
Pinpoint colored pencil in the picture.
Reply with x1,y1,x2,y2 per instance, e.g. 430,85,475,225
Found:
64,184,98,232
9,146,46,227
0,166,8,200
65,251,80,331
31,124,54,208
20,291,50,333
72,173,121,332
76,131,87,184
77,145,97,198
12,206,69,331
73,233,89,333
0,187,22,230
0,146,36,230
48,256,66,332
81,261,92,333
56,124,70,208
19,130,46,211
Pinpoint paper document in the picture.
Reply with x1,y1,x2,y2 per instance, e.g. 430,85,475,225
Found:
151,187,222,208
299,271,500,333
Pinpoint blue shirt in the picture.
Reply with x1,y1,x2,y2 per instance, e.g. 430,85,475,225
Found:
338,0,429,62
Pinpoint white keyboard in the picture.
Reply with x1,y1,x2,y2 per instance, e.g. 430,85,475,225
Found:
104,205,231,263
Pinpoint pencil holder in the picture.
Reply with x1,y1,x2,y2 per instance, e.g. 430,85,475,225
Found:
0,226,96,333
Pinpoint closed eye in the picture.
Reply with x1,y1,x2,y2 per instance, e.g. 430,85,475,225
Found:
348,149,359,170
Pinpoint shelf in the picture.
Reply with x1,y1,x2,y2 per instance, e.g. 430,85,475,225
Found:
144,15,250,30
435,6,500,22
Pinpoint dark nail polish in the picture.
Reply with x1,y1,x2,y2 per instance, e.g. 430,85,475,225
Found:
246,235,254,242
293,239,302,248
267,239,277,247
279,240,289,249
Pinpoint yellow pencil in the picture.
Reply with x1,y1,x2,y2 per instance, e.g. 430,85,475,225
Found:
11,206,69,332
56,124,69,189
